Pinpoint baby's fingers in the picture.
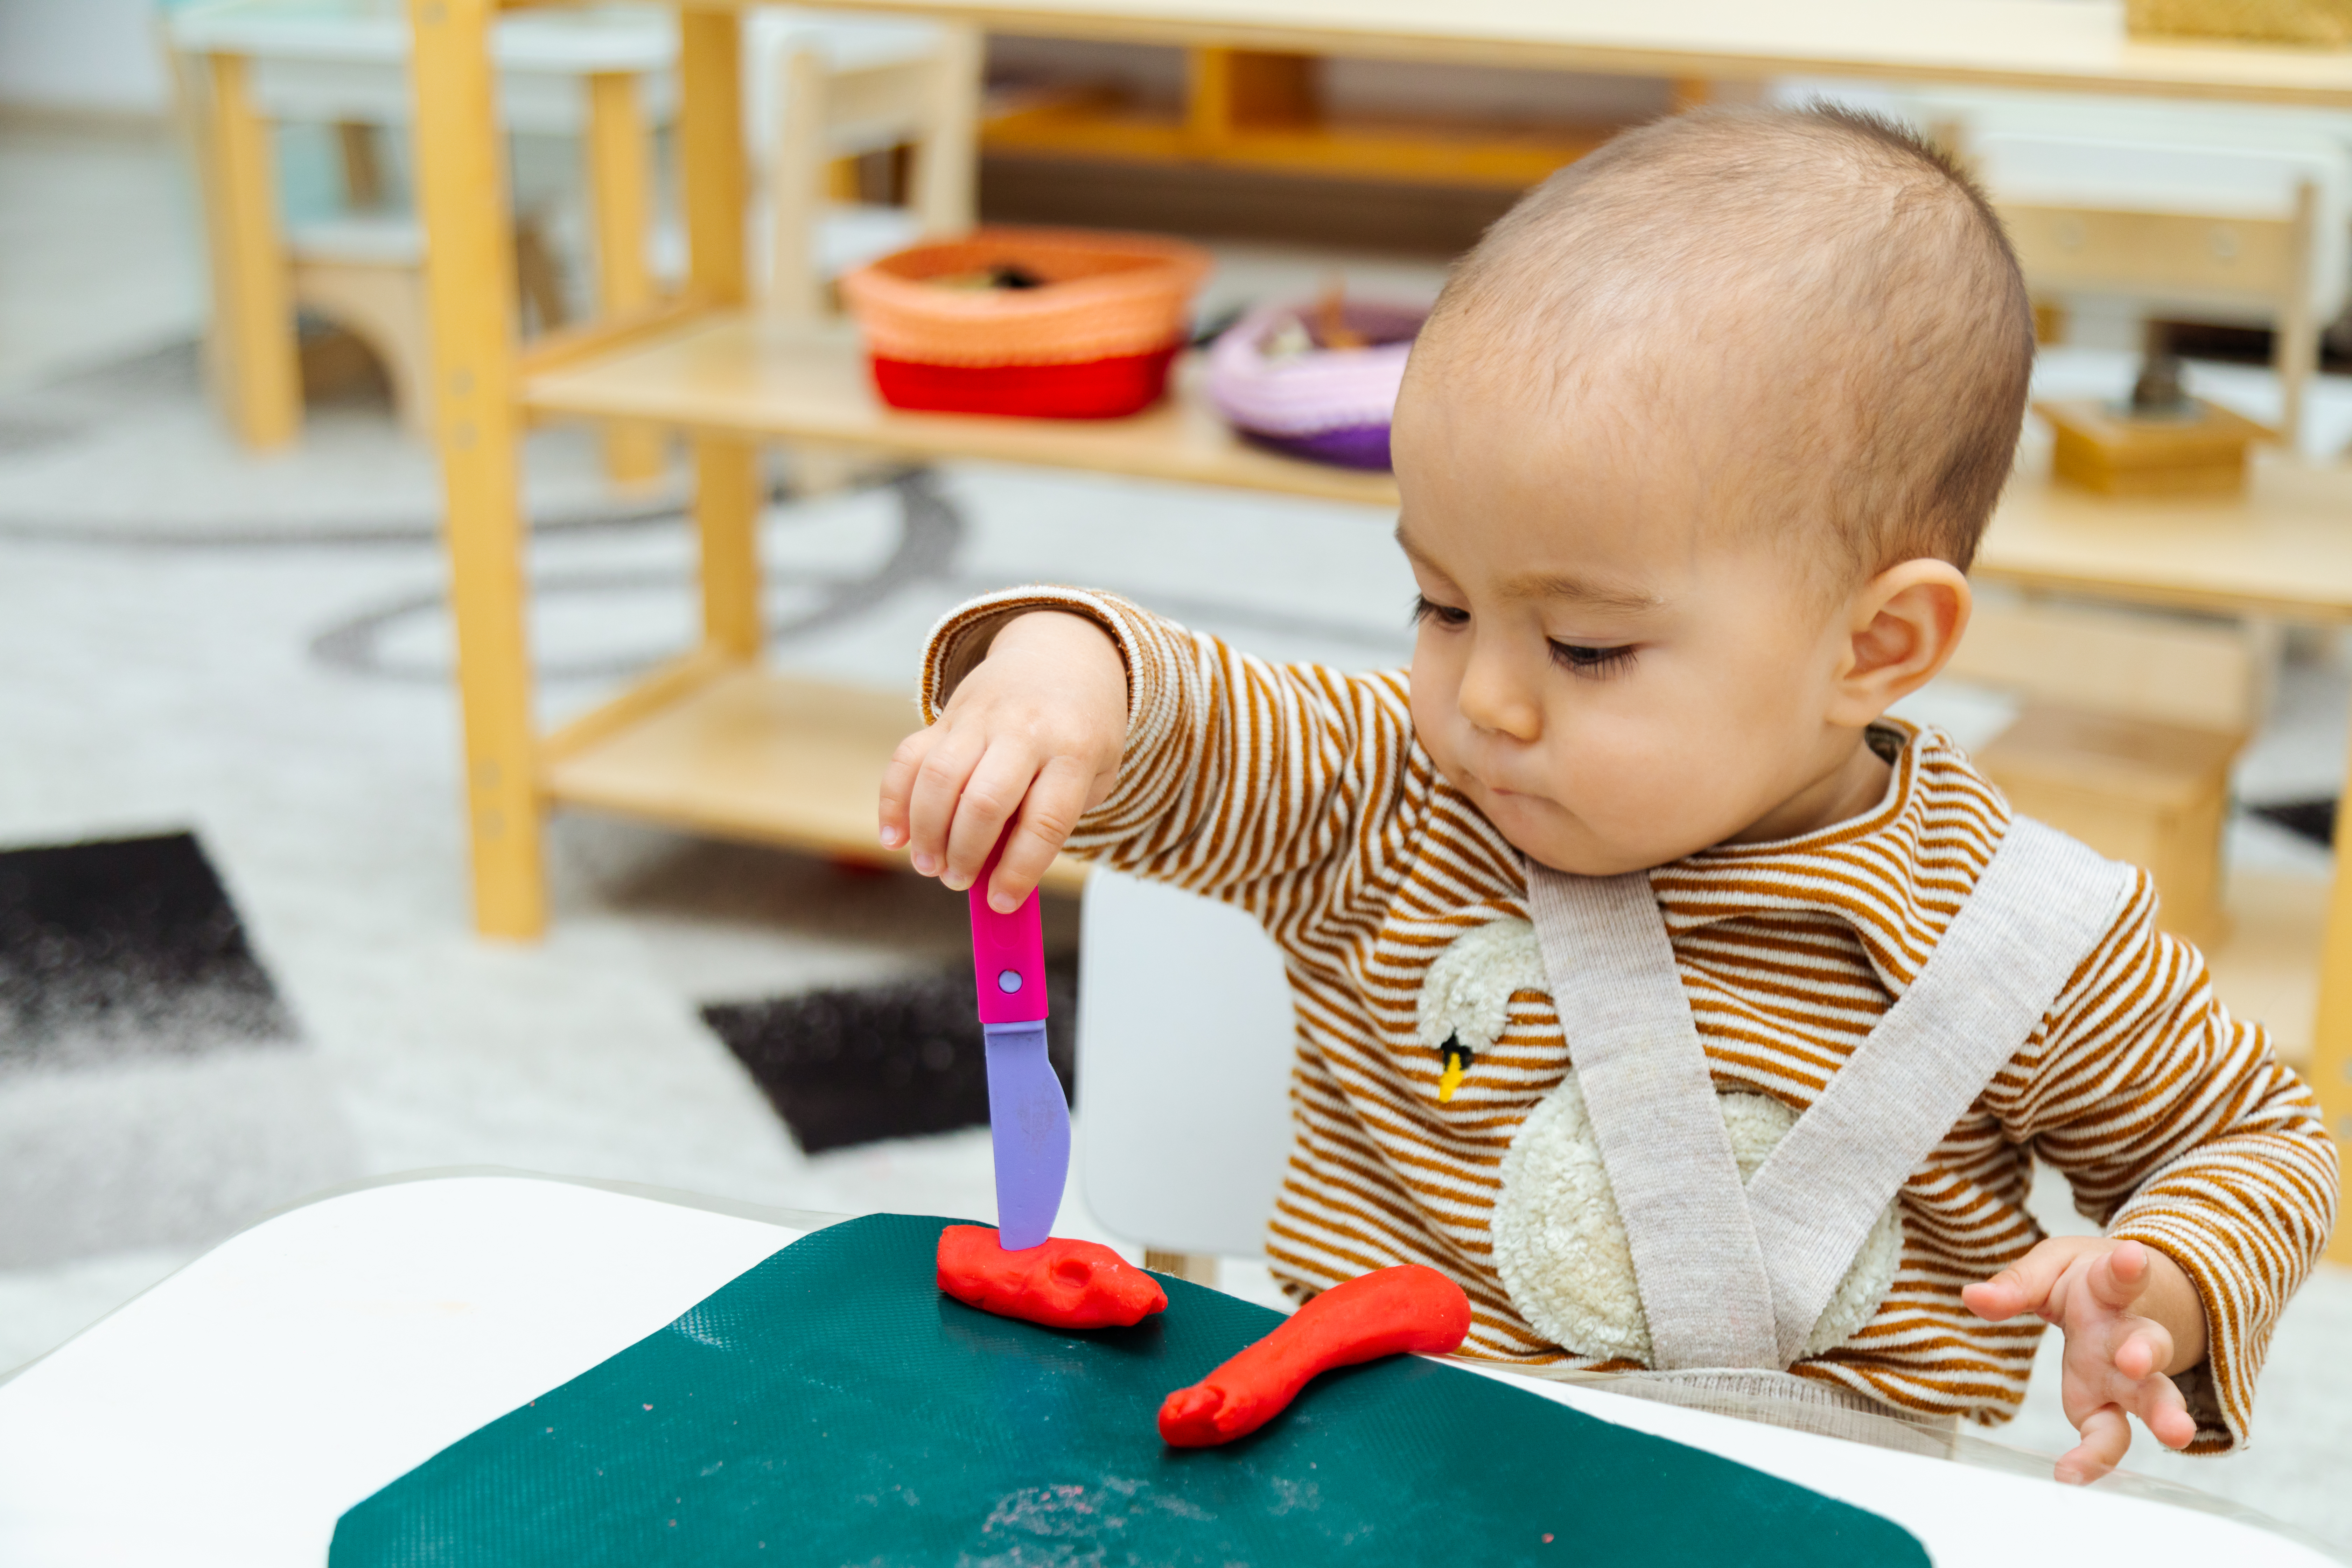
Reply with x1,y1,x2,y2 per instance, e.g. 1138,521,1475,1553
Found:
940,741,1044,892
2087,1240,2155,1314
904,724,988,878
2056,1404,2131,1486
879,724,939,852
983,757,1089,913
2130,1372,2197,1452
1965,1240,2075,1322
2112,1318,2173,1382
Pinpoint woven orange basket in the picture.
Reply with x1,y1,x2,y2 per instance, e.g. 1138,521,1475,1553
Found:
839,227,1212,418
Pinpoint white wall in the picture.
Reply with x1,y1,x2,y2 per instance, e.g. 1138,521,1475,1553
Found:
0,0,171,115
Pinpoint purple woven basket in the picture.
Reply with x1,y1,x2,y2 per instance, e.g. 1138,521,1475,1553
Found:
1205,300,1427,471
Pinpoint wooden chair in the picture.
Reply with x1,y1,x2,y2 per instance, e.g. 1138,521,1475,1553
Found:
1895,93,2350,450
165,0,676,481
1949,596,2268,946
758,20,982,320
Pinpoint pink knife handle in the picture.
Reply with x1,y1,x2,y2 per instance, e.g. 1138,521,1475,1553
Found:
969,840,1047,1025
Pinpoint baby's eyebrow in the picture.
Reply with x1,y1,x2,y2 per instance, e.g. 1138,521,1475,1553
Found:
1500,571,1662,613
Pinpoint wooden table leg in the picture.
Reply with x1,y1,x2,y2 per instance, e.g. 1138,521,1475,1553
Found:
2311,739,2352,1260
202,51,300,450
413,0,545,939
678,10,766,661
585,70,667,489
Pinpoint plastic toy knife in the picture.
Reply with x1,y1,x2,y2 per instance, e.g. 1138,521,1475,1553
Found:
968,840,1068,1251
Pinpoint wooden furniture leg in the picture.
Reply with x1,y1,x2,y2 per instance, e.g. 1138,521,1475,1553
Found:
203,51,301,451
2275,180,2319,454
769,44,830,322
412,0,544,939
335,120,385,208
679,9,765,660
2314,724,2352,1261
916,23,984,234
586,70,667,487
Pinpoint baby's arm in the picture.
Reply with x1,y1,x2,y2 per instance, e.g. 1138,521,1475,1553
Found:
881,588,1426,919
1967,870,2334,1478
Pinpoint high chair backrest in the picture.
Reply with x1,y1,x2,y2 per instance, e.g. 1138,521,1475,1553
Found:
1075,869,1296,1261
766,23,980,319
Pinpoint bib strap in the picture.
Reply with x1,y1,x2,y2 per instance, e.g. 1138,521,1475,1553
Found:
1525,867,1779,1371
1742,818,2133,1365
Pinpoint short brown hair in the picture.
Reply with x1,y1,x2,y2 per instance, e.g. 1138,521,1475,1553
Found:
1415,104,2032,576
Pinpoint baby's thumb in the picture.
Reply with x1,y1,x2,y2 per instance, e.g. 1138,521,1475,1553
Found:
1964,1246,2065,1320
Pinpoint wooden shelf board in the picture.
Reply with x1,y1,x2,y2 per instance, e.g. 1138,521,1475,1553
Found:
1980,453,2352,623
540,664,1093,894
643,0,2352,109
522,313,1404,507
983,99,1613,188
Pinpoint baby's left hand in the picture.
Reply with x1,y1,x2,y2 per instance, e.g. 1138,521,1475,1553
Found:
1962,1237,2204,1484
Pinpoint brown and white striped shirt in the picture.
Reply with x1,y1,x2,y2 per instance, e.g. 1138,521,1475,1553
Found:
923,588,2335,1450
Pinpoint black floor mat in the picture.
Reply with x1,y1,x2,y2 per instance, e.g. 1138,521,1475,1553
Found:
701,958,1078,1154
2250,798,2337,850
0,830,297,1070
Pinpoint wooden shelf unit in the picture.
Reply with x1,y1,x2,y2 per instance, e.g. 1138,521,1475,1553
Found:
420,0,2352,1259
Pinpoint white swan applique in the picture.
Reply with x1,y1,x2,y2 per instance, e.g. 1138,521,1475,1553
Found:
1418,917,1904,1366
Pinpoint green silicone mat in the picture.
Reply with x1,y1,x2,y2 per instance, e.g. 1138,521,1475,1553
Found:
330,1213,1927,1567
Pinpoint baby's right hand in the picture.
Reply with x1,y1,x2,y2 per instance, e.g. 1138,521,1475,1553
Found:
879,610,1127,913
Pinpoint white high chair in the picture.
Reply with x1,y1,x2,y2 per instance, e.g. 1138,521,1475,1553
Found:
1074,868,1297,1284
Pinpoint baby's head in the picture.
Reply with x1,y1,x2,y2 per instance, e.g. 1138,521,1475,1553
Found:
1391,105,2030,874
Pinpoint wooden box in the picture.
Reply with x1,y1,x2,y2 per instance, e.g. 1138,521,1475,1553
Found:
1976,703,2246,945
2036,397,2269,497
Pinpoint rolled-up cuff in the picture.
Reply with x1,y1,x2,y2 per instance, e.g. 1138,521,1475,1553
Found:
918,586,1147,731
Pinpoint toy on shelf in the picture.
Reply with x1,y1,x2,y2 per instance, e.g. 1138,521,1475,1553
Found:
1205,284,1428,469
2036,351,2268,496
839,226,1211,417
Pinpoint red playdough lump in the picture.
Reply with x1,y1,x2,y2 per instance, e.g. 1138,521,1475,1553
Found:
936,1224,1169,1330
1158,1264,1470,1447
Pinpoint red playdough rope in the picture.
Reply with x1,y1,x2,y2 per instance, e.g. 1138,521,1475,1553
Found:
936,1224,1168,1330
1158,1265,1471,1446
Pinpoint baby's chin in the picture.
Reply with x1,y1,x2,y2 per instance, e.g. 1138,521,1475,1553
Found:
1457,775,1680,878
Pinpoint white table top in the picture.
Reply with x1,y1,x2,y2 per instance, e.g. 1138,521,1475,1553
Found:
0,1174,2328,1567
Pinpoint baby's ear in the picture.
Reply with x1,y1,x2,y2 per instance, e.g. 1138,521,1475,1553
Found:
1833,560,1971,722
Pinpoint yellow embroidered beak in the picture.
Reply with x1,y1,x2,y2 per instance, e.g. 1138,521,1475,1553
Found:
1436,1035,1473,1104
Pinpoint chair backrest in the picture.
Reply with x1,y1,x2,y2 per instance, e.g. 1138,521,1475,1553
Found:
1075,869,1296,1260
765,23,980,318
1943,595,2266,735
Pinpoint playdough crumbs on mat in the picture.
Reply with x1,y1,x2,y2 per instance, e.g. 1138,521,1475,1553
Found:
936,1224,1167,1329
327,1214,1929,1568
1159,1264,1471,1447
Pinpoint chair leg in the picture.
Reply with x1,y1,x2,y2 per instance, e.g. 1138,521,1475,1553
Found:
1145,1251,1222,1288
2277,180,2319,455
911,24,982,236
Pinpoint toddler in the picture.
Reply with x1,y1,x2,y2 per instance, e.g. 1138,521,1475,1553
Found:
876,106,2333,1484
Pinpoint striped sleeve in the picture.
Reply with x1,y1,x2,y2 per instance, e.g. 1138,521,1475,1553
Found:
920,587,1424,929
2005,869,2337,1451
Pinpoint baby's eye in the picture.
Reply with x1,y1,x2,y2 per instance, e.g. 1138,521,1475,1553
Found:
1548,642,1636,679
1411,594,1470,628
